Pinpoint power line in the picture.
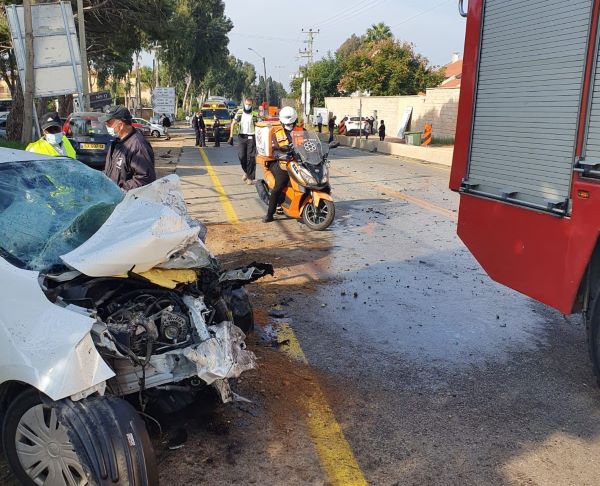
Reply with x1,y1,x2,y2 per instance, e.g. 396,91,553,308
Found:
315,0,388,29
388,0,450,29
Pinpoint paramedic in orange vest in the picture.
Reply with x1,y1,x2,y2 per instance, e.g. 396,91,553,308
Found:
26,112,76,158
263,106,304,223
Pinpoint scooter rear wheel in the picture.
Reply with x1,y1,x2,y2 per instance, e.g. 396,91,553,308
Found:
301,199,335,230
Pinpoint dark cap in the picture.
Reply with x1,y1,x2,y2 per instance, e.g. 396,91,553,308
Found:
40,112,62,131
99,105,132,123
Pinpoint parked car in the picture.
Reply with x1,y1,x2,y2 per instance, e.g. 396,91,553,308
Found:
132,117,165,138
63,112,114,169
345,116,369,136
0,148,271,485
0,113,7,139
132,121,151,136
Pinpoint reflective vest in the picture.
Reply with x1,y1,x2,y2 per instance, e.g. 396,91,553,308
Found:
26,137,76,159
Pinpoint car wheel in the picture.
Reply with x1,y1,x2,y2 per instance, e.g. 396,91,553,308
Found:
2,389,158,486
151,130,161,138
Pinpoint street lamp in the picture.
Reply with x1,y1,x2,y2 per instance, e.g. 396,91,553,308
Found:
248,47,269,107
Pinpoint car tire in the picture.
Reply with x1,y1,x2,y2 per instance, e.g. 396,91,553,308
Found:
2,389,158,486
151,130,161,138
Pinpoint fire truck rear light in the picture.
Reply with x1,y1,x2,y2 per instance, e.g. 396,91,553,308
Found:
578,190,590,199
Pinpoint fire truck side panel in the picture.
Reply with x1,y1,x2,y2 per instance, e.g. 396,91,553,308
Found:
452,0,600,314
450,0,483,190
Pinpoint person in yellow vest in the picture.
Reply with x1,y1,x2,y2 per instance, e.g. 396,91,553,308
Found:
26,112,76,158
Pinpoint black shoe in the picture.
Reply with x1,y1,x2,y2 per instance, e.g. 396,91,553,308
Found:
263,216,274,223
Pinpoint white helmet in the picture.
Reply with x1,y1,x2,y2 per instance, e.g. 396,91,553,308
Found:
279,106,298,130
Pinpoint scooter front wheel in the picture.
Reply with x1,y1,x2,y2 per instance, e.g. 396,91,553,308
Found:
301,199,335,230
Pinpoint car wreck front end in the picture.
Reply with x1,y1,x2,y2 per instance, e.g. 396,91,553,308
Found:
0,150,271,485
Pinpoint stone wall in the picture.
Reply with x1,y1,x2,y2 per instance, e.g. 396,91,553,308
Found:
324,87,460,140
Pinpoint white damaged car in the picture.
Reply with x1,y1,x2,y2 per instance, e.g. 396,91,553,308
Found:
0,148,272,485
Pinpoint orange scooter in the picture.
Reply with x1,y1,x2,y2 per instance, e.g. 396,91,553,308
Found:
256,130,338,230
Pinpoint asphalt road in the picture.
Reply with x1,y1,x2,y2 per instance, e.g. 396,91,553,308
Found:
3,133,600,485
155,137,600,486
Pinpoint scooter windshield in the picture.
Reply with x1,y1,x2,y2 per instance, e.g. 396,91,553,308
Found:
292,130,323,166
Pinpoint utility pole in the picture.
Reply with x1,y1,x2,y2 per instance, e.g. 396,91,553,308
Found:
299,28,319,120
135,51,141,117
22,0,34,143
76,0,89,110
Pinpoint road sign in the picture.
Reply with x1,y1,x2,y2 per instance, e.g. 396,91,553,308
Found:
152,87,176,115
89,91,112,110
6,2,83,98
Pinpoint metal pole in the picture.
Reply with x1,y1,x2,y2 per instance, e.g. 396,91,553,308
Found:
59,1,83,112
76,0,89,110
358,96,362,141
22,0,34,142
263,56,269,107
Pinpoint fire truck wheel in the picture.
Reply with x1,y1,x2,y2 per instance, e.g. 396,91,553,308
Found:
586,292,600,386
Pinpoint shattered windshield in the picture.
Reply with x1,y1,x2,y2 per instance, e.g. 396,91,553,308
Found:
0,158,123,271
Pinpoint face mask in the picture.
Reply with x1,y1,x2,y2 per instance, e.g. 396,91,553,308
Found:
106,126,117,137
284,123,294,131
243,104,252,112
45,132,63,145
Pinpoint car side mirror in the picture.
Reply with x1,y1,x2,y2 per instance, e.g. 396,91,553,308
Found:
329,141,340,149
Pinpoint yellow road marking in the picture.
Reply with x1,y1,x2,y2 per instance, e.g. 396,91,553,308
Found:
200,148,368,486
277,324,369,486
199,147,239,224
335,167,457,221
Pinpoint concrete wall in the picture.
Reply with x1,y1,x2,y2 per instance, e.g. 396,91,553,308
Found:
324,87,460,140
318,133,454,167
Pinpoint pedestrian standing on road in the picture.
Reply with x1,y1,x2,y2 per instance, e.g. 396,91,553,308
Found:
328,115,336,143
213,116,221,147
229,96,258,185
101,105,156,191
161,113,172,140
368,116,375,135
26,112,76,158
379,120,386,141
316,112,323,133
192,110,206,147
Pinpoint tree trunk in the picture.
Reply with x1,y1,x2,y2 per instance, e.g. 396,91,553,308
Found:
58,95,74,117
181,75,191,117
7,78,24,141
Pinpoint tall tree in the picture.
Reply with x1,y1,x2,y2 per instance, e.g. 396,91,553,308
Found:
159,0,232,110
290,54,343,106
336,34,363,60
364,22,393,44
338,38,444,96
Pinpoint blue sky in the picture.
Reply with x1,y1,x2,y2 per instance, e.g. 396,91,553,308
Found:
225,0,467,88
142,0,467,89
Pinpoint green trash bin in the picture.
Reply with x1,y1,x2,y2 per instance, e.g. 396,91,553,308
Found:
405,131,423,145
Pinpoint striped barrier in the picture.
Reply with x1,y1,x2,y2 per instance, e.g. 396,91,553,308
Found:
422,123,432,146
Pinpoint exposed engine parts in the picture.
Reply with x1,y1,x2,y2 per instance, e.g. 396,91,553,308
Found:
103,291,192,357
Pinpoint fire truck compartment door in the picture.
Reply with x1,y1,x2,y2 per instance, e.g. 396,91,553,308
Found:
582,21,600,167
465,0,592,213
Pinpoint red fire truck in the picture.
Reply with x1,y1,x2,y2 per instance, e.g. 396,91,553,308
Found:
451,0,600,381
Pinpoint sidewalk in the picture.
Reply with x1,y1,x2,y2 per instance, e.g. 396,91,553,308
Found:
317,132,454,167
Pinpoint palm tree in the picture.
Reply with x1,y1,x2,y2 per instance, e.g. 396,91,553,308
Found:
364,22,393,43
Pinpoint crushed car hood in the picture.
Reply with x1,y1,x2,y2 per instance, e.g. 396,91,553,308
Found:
61,175,214,277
